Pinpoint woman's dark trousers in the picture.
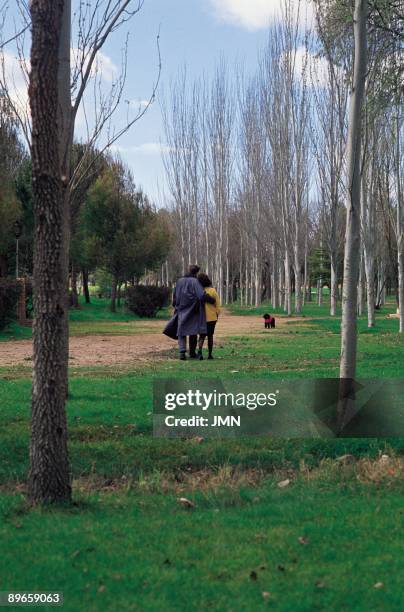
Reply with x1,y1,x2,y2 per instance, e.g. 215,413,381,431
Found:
199,321,217,357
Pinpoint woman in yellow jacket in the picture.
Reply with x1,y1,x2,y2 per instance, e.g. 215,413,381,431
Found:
197,272,221,360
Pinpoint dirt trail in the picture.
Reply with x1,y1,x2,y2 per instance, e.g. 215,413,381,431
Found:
0,311,301,367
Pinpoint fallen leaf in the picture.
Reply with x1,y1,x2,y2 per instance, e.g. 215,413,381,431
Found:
177,497,195,509
336,454,356,464
315,581,325,589
262,592,271,600
230,370,239,373
298,536,309,545
98,585,106,593
250,571,258,581
277,479,290,488
192,436,204,444
374,582,384,589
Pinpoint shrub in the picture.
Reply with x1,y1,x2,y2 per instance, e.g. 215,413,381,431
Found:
0,278,22,330
126,285,170,318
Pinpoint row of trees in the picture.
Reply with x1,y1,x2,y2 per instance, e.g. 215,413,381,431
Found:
0,113,170,313
161,0,403,332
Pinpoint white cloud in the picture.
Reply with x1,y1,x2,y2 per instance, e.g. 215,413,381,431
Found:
94,51,118,83
208,0,313,31
1,47,118,122
110,142,172,156
276,46,334,89
125,98,150,110
71,48,118,83
307,53,332,88
1,51,30,116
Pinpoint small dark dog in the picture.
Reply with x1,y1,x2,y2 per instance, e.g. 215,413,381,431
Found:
263,313,276,329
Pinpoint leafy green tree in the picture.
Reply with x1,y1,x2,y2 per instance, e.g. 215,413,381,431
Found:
14,158,34,276
69,144,108,306
0,97,25,276
80,161,171,311
81,163,143,311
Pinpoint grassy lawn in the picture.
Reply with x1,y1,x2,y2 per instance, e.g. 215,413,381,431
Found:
0,296,403,610
1,470,402,611
0,297,171,341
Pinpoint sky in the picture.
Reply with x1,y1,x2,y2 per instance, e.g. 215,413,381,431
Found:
1,0,313,203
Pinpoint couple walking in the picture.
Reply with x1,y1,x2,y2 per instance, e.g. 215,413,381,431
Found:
163,265,221,360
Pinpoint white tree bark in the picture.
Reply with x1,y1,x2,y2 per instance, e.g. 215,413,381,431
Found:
339,0,368,412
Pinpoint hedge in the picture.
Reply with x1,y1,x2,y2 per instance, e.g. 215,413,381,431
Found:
0,278,22,330
126,285,170,318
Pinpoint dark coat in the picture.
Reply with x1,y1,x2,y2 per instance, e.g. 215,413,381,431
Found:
163,311,178,339
172,275,208,336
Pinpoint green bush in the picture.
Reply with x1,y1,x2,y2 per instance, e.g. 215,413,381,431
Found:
0,278,21,330
126,285,170,318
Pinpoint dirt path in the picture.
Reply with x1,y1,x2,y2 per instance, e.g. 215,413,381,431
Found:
0,311,302,367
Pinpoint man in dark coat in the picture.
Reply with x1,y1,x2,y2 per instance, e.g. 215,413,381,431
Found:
173,265,215,360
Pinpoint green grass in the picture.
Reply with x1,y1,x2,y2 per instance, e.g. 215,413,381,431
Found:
1,475,403,611
0,295,403,610
0,321,33,341
0,297,171,341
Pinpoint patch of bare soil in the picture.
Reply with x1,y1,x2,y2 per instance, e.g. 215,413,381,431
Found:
0,311,305,367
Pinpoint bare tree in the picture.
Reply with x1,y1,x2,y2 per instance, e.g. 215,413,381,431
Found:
311,40,347,316
339,0,368,423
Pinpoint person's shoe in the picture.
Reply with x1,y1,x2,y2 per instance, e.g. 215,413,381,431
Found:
208,354,214,360
198,350,203,361
179,351,186,360
189,352,198,359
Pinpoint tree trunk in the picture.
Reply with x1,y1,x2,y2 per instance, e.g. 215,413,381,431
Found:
82,268,90,304
339,0,368,426
396,114,403,333
398,244,404,333
0,254,7,277
111,276,118,312
284,254,292,315
28,0,71,504
357,250,365,315
271,247,279,309
330,254,338,316
364,256,375,327
294,262,302,314
58,0,72,398
70,264,79,308
317,279,322,306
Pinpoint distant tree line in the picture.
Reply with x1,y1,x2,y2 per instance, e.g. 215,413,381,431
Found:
0,106,171,312
161,0,403,334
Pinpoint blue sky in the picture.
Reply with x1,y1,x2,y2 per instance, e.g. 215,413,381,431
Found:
102,0,279,202
2,0,313,202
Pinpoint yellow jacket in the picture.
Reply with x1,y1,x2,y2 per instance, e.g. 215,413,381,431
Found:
204,287,221,322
